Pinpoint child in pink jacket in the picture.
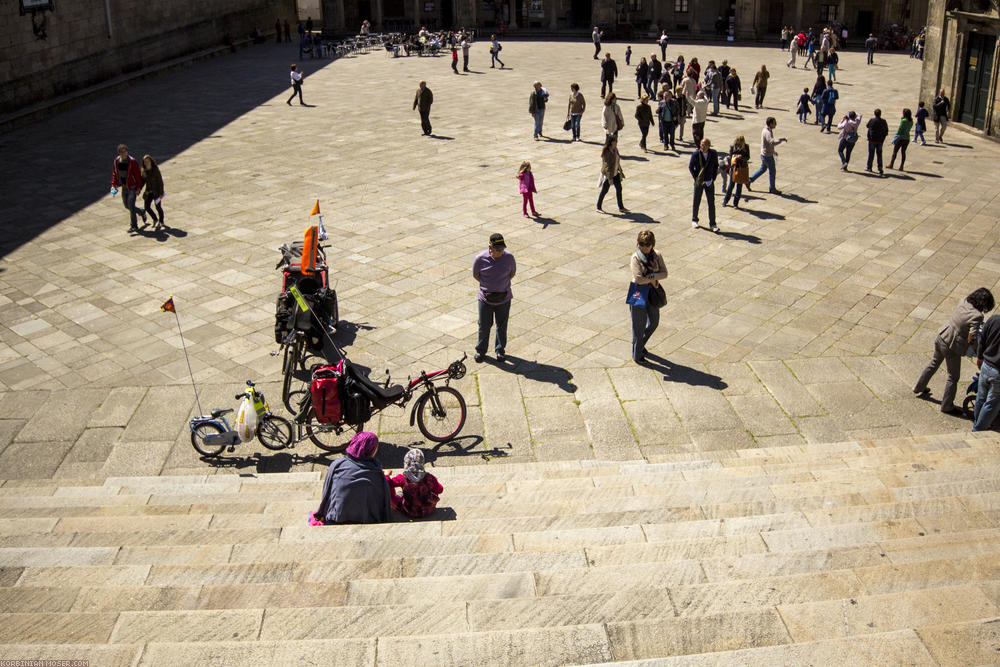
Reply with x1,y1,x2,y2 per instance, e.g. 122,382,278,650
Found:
386,448,443,518
517,161,539,218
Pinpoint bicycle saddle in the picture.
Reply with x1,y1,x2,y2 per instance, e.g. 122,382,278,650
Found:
346,363,405,404
211,408,234,418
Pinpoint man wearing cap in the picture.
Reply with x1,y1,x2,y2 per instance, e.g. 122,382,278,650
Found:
472,234,516,363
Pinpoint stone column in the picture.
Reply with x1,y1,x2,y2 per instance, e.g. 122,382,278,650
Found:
794,0,802,31
373,0,383,30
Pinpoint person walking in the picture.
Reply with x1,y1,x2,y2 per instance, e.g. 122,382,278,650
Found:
865,33,878,64
691,90,709,147
635,57,649,99
461,38,471,71
625,45,633,66
865,108,889,175
932,89,951,142
836,111,862,171
826,47,839,82
473,233,516,363
796,87,812,123
658,30,669,61
673,86,688,143
140,155,165,228
592,26,603,59
914,100,929,145
787,39,799,68
811,74,826,125
286,64,305,105
722,135,751,208
413,80,433,135
705,61,722,115
689,138,720,231
528,81,549,140
600,52,618,98
567,83,586,141
628,230,668,364
888,108,914,171
597,135,627,213
110,144,146,232
751,65,770,108
657,90,678,151
489,34,505,69
725,68,742,112
973,312,1000,432
820,81,839,132
602,92,624,140
748,117,787,194
914,288,995,415
635,94,654,152
648,54,663,98
516,161,539,217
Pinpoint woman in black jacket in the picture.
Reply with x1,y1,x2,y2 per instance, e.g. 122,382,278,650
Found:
810,74,826,125
635,57,649,99
141,155,165,228
725,69,742,111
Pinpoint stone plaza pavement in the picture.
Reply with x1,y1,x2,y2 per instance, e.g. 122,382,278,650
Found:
0,39,998,478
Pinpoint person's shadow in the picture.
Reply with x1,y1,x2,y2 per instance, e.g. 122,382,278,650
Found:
429,134,455,140
533,216,559,229
490,355,577,393
717,230,762,243
640,353,728,389
133,223,188,242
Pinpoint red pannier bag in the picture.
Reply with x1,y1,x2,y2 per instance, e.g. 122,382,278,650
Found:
310,359,344,424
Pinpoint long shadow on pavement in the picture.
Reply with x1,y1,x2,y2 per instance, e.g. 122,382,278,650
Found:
640,353,728,389
491,355,577,393
0,44,338,259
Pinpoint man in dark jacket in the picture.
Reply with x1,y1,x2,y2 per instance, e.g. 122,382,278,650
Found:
933,89,951,142
865,108,889,175
600,53,618,98
689,138,720,232
413,80,433,135
974,313,1000,432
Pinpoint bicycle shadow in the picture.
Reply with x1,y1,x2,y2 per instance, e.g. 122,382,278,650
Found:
376,434,511,469
199,450,336,473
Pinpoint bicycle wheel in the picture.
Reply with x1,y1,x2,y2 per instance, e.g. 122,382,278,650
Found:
257,414,293,450
190,422,226,457
305,415,349,453
416,386,466,442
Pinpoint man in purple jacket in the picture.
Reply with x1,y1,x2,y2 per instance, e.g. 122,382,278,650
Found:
473,233,516,363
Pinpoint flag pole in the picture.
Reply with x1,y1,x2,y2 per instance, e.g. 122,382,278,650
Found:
170,302,202,415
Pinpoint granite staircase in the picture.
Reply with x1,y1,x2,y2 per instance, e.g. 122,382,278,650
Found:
1,432,999,665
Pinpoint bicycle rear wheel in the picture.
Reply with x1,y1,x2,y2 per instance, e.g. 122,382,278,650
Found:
416,386,466,442
305,416,349,453
190,422,226,457
257,414,293,450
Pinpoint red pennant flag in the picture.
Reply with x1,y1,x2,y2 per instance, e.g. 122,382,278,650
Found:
161,297,175,313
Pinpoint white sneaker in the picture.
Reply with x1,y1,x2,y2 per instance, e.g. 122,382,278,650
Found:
691,220,699,229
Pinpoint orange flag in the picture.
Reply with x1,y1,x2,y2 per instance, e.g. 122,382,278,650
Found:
309,200,320,217
160,297,175,313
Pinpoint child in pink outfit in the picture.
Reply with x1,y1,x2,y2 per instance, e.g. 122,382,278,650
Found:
517,161,539,218
386,448,443,518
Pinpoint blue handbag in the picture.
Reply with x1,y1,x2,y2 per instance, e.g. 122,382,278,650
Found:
626,282,649,307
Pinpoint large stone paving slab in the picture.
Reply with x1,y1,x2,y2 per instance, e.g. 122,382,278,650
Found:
0,40,998,474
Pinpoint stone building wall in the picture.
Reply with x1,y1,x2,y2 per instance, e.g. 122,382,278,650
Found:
1,0,297,114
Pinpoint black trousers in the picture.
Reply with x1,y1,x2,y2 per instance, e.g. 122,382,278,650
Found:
598,175,623,209
287,82,303,105
419,109,432,134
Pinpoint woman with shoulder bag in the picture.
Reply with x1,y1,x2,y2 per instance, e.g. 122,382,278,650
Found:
628,230,668,364
722,134,750,207
597,135,627,213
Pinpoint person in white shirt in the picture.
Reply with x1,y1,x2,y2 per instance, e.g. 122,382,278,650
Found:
748,117,787,194
286,64,305,105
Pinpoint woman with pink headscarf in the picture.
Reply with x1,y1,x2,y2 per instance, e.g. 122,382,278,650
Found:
310,431,390,525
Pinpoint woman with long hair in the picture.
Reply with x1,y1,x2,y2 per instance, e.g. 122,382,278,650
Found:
597,135,627,213
722,135,751,208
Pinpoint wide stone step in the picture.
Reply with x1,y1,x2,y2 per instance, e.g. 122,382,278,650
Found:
582,629,938,665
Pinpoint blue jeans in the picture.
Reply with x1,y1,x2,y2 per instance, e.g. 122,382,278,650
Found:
711,87,720,115
570,113,582,140
723,181,743,206
477,299,510,356
867,49,874,64
532,109,545,138
973,362,1000,431
837,138,856,166
913,127,926,143
630,303,659,362
827,64,836,81
822,111,835,131
121,188,143,227
749,155,776,191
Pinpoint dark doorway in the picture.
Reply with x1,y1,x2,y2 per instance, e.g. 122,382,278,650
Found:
571,0,591,28
856,10,873,38
960,32,995,130
441,0,453,28
767,1,783,34
384,0,404,20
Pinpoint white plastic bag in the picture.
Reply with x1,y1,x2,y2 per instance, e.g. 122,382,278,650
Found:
234,396,258,442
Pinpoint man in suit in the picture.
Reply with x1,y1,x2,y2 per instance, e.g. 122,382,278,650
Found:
689,138,719,232
600,53,618,98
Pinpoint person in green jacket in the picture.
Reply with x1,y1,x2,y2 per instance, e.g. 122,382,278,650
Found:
889,108,914,171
